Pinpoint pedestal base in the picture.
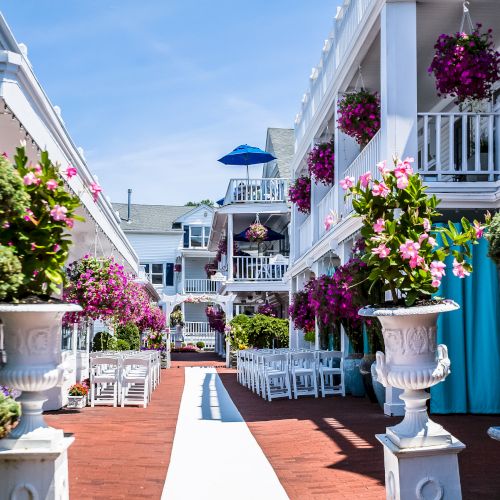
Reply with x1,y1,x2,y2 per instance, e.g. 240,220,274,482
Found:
384,387,405,416
0,436,74,500
376,433,465,500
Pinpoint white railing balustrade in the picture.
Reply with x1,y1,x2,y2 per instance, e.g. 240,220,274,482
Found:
223,178,289,204
233,256,289,281
183,322,215,349
318,187,336,238
183,279,218,294
298,216,313,256
418,112,500,182
342,130,382,217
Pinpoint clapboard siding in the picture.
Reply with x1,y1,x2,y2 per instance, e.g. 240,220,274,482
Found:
176,206,214,227
183,302,208,322
126,233,182,262
184,257,211,280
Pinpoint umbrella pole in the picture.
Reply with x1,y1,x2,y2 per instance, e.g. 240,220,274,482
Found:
246,165,249,183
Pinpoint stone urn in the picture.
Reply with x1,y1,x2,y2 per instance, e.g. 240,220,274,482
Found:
0,302,81,449
359,300,458,449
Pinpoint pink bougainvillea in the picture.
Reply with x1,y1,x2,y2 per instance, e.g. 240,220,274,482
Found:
307,142,334,186
257,303,278,317
288,175,311,214
205,306,226,334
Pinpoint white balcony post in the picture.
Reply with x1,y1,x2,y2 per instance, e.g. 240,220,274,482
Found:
181,255,185,294
333,94,341,219
380,0,418,162
227,214,234,281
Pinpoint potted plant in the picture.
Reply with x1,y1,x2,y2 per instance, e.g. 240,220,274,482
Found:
67,382,88,409
245,222,268,243
288,175,311,214
307,141,335,186
0,147,83,449
0,389,21,439
341,157,489,447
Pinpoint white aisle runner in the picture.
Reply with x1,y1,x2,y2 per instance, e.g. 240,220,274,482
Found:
162,367,289,500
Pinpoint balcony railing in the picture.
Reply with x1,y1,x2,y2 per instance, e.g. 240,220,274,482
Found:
233,256,288,281
183,279,218,294
298,215,313,256
183,322,215,349
223,178,289,204
418,112,500,182
318,186,336,238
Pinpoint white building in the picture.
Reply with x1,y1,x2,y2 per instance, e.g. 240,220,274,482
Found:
113,201,218,347
288,0,500,411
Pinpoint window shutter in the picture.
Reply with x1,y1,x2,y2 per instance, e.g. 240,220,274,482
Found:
183,225,189,248
165,263,174,286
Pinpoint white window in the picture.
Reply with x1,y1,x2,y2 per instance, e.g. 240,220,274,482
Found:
142,263,174,286
188,226,210,248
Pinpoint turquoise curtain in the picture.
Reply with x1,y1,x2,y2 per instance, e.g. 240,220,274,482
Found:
431,236,500,414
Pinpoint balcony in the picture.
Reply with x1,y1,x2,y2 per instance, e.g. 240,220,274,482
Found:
298,215,313,256
223,178,289,205
183,322,215,349
233,256,288,281
183,279,219,294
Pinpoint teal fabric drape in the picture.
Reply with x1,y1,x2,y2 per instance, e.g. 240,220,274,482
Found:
431,236,500,414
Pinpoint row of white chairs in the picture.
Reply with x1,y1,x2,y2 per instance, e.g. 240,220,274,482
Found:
89,350,161,408
237,348,345,401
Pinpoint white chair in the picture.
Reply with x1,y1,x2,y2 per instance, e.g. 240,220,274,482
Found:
318,351,344,397
290,352,318,399
120,357,150,408
262,354,291,401
90,356,120,407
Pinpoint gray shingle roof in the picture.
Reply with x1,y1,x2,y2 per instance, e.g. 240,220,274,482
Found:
112,203,192,232
264,128,294,179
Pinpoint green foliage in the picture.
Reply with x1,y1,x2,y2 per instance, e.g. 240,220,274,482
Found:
115,322,140,350
196,341,205,349
0,154,30,227
304,330,315,343
0,393,21,439
92,332,117,351
185,199,214,207
0,246,24,301
487,212,500,266
116,339,131,351
170,308,184,327
246,314,289,349
229,314,251,350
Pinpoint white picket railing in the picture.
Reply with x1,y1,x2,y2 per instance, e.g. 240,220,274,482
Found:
298,215,313,256
223,178,289,204
342,130,382,217
318,186,336,238
183,279,218,294
418,112,500,181
183,322,215,349
233,256,289,281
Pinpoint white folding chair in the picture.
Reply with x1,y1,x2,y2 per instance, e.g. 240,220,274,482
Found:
290,352,318,399
90,356,120,407
120,357,150,408
262,354,291,401
318,351,344,397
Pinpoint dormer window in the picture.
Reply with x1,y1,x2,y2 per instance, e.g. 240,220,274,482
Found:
183,225,210,248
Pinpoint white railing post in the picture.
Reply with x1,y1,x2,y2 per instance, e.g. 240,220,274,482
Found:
227,214,234,281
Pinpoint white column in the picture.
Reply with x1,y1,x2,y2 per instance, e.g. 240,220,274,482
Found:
380,0,418,161
227,214,234,281
181,255,186,293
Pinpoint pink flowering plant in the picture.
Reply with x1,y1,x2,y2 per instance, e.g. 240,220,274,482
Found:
337,91,380,146
342,157,490,306
307,141,335,186
289,288,315,334
0,146,83,301
245,222,268,243
257,303,278,317
428,24,500,103
288,175,311,214
205,305,226,334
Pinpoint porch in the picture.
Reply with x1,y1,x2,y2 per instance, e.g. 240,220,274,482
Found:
183,321,216,349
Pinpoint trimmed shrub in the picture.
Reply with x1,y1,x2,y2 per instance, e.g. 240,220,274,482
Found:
229,314,289,349
116,339,131,351
196,341,205,349
115,322,140,350
92,332,117,351
0,246,23,301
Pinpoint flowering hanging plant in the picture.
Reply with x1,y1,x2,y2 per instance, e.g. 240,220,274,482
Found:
205,305,226,334
144,330,166,351
246,222,268,243
141,305,166,333
337,91,380,146
307,142,335,185
341,157,490,306
257,303,277,317
289,288,315,333
205,261,217,277
0,147,83,301
428,24,500,103
289,175,311,214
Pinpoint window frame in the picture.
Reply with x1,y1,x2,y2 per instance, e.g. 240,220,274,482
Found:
187,225,210,248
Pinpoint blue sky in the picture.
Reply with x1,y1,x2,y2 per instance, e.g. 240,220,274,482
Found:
1,1,339,205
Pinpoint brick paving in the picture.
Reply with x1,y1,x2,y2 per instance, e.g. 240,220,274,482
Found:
44,353,500,499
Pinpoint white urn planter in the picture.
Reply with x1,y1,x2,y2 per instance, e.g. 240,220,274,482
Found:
360,300,465,500
0,302,81,500
67,395,87,409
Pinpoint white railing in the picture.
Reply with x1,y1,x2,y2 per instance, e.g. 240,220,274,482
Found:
183,322,215,349
183,279,218,294
298,216,313,256
342,130,382,216
223,178,289,204
295,0,377,142
318,186,336,238
418,112,500,182
233,256,289,281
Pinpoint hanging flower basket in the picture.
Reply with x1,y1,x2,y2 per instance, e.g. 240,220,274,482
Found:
245,222,268,243
205,262,217,277
289,175,311,214
337,90,380,146
428,24,500,103
307,142,335,186
257,303,278,317
174,264,182,273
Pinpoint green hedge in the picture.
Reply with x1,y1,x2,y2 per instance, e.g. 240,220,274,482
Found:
115,322,140,350
229,314,289,349
92,332,117,351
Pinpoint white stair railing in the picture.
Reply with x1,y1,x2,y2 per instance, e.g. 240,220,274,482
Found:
183,322,216,349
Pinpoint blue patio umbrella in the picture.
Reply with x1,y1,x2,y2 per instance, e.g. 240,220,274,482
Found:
218,144,276,181
234,225,285,242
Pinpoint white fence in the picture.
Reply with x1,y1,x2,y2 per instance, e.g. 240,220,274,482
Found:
318,186,336,238
233,256,288,281
418,112,500,181
223,178,289,204
183,279,218,294
183,322,215,349
298,215,313,256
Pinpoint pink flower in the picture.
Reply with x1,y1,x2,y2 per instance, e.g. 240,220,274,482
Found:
65,166,77,178
324,213,336,231
24,209,34,222
427,236,437,247
90,182,102,201
359,171,372,188
46,179,58,191
430,261,446,279
373,218,385,234
423,218,431,232
3,222,9,228
50,205,68,221
473,221,484,239
394,157,414,178
372,243,390,259
452,259,470,278
65,218,75,228
23,172,37,185
409,255,425,269
31,242,37,251
53,244,61,253
431,279,441,288
372,181,390,197
399,240,420,260
34,164,42,176
339,176,355,190
377,160,390,175
396,175,409,189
